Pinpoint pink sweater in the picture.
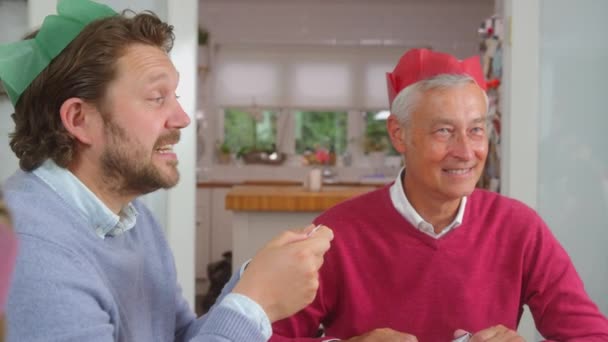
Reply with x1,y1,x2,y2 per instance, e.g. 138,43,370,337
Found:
0,224,18,313
271,187,608,341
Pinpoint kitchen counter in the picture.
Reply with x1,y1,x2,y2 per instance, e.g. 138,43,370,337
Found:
225,185,377,212
197,179,388,188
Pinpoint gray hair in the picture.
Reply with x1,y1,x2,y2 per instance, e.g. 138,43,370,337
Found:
390,74,489,127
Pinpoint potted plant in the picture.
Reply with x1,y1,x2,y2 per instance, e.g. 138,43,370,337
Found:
363,125,389,169
216,141,231,164
363,136,389,154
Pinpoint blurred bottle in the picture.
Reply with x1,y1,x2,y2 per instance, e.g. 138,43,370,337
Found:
341,151,352,167
308,168,322,192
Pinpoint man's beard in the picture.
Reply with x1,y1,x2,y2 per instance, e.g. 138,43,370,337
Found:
100,119,181,196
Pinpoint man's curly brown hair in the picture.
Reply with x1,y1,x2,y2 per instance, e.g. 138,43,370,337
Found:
9,10,175,171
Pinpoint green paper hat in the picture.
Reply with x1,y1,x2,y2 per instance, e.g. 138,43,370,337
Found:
0,0,117,107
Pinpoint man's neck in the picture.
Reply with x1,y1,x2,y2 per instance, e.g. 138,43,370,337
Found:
68,159,133,215
402,178,461,232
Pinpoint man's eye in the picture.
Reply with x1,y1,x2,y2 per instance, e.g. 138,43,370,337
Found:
151,97,165,104
471,127,485,134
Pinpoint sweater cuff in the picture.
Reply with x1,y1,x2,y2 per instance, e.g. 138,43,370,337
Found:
221,293,272,338
238,259,251,276
199,298,269,341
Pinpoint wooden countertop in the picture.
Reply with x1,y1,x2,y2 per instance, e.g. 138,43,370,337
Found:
225,185,377,212
198,180,385,188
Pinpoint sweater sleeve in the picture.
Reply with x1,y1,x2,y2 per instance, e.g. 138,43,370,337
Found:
522,214,608,341
7,235,115,342
184,266,270,342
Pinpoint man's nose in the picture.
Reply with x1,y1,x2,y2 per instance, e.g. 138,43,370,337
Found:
451,132,475,160
167,101,191,129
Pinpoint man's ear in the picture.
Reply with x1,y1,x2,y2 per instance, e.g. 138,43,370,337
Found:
59,98,98,145
387,114,408,154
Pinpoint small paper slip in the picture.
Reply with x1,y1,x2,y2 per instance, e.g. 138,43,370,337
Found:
307,224,322,237
452,332,472,342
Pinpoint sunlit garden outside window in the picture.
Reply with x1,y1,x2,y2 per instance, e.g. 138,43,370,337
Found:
294,111,347,156
223,108,278,156
365,110,398,156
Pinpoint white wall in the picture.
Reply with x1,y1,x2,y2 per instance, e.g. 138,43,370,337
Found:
500,1,539,339
166,0,198,308
0,0,27,183
537,0,608,315
0,100,19,182
199,0,492,58
502,0,608,339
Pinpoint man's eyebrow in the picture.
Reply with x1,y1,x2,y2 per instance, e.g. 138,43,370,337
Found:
471,116,488,124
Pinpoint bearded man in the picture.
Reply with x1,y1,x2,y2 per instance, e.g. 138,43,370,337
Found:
0,1,332,341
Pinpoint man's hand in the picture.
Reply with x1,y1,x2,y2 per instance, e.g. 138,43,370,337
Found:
233,224,334,322
455,326,525,342
345,328,418,342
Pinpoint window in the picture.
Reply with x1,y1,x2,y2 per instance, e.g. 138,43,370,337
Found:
365,111,398,156
294,111,347,155
220,108,398,166
223,108,277,154
213,46,407,165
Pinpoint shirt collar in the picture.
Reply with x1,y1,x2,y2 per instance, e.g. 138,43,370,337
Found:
389,168,466,238
33,159,138,239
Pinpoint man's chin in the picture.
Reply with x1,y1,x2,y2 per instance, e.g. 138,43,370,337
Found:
161,170,180,189
137,178,178,196
131,170,180,195
162,177,179,189
442,185,476,200
155,163,180,186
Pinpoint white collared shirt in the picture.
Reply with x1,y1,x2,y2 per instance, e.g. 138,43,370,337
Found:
389,168,466,238
33,159,138,239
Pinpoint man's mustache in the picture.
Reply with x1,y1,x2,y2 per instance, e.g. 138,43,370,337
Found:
155,130,181,148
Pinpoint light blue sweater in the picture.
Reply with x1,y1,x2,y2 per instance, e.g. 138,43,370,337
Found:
3,169,267,342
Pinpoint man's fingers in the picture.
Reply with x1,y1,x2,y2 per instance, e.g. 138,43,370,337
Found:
453,329,471,340
300,224,318,235
307,225,334,241
262,225,333,265
267,228,311,247
296,232,333,256
471,325,510,342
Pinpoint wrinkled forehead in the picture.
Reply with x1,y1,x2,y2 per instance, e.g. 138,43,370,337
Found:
113,44,179,86
416,84,488,119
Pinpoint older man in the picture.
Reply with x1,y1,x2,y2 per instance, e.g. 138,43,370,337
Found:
271,49,608,341
0,1,332,341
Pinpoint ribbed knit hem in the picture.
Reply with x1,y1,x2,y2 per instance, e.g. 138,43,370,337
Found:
198,305,268,341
